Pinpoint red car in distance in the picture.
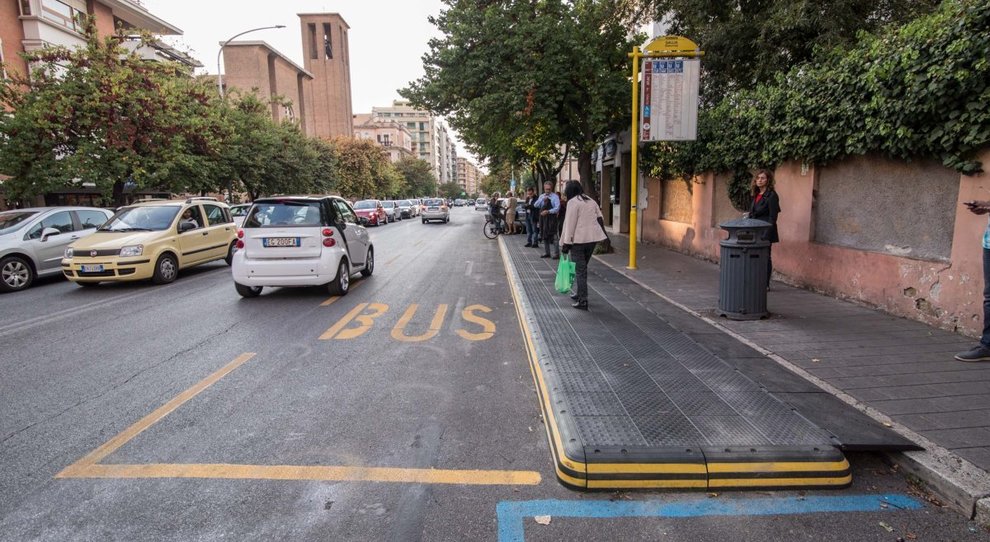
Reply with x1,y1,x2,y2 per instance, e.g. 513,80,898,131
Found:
352,199,388,226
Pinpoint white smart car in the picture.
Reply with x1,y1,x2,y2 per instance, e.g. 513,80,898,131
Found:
231,195,374,298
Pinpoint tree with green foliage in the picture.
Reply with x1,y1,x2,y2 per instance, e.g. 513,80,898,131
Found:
0,21,223,205
478,174,509,197
330,137,405,199
218,92,319,201
393,157,437,197
641,0,939,103
437,181,463,199
642,0,990,209
402,0,638,195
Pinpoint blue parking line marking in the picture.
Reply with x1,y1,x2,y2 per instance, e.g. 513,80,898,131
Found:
496,494,923,542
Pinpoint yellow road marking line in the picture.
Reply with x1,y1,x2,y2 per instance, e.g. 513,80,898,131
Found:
707,460,850,473
58,463,541,486
318,303,368,339
586,463,708,474
320,279,364,306
57,353,256,475
708,475,852,488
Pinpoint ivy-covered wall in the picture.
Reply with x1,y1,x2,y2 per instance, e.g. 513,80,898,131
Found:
643,0,990,210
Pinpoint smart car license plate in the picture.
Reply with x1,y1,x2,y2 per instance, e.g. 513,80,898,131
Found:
81,264,104,273
263,237,299,247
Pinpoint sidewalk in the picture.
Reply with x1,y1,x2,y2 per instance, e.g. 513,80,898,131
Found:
595,233,990,521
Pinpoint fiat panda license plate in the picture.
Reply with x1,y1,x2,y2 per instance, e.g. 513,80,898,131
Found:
263,237,300,247
80,264,104,273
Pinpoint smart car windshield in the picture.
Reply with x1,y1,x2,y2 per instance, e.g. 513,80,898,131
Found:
244,201,322,227
353,200,376,210
0,211,38,235
99,206,179,231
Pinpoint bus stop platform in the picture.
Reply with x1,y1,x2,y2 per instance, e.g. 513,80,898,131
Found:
499,236,917,490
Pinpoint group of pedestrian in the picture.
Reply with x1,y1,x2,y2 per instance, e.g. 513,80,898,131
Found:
508,172,783,313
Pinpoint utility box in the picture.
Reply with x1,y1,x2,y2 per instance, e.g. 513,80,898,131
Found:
718,218,772,320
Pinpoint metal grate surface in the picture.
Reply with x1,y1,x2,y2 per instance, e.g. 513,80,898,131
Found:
505,240,834,452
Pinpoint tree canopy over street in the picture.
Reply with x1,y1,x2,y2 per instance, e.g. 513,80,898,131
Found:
402,0,639,194
640,0,941,103
0,21,409,205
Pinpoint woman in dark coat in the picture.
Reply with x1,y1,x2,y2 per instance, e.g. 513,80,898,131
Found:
749,169,781,288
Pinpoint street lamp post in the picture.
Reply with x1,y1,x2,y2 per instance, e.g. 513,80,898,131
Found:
216,25,286,98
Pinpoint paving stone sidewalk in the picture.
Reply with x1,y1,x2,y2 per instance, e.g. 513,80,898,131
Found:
593,234,990,515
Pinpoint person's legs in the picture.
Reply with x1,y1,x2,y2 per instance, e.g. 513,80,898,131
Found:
572,242,595,308
956,247,990,361
526,215,537,245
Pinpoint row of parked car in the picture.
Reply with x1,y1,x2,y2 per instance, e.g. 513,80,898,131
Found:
0,195,453,295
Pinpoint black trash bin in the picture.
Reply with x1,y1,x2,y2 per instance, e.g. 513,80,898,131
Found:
718,218,772,320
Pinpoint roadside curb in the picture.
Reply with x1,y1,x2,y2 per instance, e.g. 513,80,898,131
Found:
594,254,990,524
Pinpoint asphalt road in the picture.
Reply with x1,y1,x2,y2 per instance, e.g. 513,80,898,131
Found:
0,206,986,541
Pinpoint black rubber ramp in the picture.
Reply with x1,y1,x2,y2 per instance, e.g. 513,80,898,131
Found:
500,238,851,490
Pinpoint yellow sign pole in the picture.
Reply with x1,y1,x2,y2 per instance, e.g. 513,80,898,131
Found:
627,36,703,272
628,46,642,270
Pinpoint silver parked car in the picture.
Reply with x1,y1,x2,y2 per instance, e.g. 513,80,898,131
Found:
381,200,401,222
0,207,114,292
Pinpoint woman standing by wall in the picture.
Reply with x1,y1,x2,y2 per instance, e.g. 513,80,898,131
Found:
748,169,781,288
559,180,606,310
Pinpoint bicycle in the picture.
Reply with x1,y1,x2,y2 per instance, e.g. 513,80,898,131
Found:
483,215,506,239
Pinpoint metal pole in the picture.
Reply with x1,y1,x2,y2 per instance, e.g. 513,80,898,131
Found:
216,25,286,98
628,46,641,270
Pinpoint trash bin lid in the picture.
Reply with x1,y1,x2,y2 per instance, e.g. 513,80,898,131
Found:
719,217,772,231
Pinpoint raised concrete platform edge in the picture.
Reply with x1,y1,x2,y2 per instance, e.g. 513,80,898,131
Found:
499,237,852,490
595,253,990,522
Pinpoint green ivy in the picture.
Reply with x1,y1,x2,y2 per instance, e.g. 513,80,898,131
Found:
644,0,990,210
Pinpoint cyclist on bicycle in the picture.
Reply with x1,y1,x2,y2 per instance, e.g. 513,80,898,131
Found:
488,192,504,231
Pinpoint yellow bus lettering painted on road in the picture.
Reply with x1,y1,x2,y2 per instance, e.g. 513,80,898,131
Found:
391,304,448,342
320,303,389,340
456,304,496,341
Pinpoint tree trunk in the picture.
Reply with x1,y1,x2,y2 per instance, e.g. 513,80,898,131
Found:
111,180,125,208
577,148,593,196
577,148,613,254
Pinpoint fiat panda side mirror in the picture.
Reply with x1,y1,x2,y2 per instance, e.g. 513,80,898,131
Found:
179,222,197,233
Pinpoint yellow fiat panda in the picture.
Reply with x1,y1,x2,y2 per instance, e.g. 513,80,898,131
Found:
62,198,237,286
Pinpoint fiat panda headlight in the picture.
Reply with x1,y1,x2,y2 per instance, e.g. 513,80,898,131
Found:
64,248,73,258
119,245,143,257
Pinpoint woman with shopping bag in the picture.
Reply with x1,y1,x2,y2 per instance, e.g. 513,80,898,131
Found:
558,180,607,310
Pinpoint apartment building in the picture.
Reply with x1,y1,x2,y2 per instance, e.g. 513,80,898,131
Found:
2,0,200,80
456,157,481,195
353,113,414,163
371,100,456,183
1,0,196,208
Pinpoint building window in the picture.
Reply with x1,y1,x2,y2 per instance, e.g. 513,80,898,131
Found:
19,0,32,16
308,24,318,59
41,0,86,33
323,23,333,59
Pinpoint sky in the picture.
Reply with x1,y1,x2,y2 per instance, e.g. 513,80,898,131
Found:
141,0,479,164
